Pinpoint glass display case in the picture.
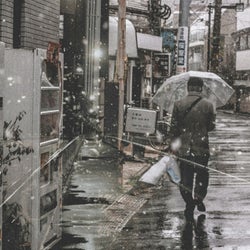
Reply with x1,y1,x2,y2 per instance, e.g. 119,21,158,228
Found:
40,152,50,185
40,59,62,144
40,113,60,142
41,89,60,111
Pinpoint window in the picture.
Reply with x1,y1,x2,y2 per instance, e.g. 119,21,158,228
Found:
40,190,57,216
237,33,250,51
240,34,247,50
40,113,60,142
236,36,241,50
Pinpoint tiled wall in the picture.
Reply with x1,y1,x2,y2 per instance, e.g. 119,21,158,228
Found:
0,0,60,49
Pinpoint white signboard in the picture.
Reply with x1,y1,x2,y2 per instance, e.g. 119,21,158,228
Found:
125,107,157,134
176,26,189,74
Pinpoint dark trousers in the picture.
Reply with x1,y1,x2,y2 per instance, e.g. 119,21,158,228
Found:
179,154,209,207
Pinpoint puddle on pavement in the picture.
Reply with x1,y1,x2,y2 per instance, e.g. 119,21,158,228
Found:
51,232,87,250
63,192,110,206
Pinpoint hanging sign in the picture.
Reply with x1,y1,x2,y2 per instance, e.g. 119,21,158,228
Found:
153,52,171,78
176,26,188,74
125,108,157,134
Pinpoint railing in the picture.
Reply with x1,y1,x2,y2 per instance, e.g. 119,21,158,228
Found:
59,136,84,193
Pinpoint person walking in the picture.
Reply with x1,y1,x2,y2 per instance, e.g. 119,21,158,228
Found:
169,76,216,220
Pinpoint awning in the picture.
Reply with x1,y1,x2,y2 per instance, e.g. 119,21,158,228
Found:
137,33,162,52
109,16,138,58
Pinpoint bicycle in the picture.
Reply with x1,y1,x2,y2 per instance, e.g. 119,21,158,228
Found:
147,114,172,151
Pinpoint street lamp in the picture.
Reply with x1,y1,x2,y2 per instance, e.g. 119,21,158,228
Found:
207,2,244,72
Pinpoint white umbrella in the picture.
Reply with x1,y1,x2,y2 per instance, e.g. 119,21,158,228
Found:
152,71,235,113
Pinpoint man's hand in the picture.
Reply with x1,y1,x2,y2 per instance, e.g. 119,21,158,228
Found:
170,138,181,154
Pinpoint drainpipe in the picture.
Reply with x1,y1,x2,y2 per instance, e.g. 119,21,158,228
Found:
211,0,222,73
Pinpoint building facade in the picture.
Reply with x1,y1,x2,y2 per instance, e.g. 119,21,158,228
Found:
105,0,168,139
233,3,250,112
189,7,237,77
60,0,108,138
108,0,172,104
0,0,60,49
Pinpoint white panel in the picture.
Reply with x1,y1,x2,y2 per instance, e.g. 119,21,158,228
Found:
137,33,163,52
125,107,157,134
237,7,250,31
4,49,35,199
108,60,115,82
236,50,250,71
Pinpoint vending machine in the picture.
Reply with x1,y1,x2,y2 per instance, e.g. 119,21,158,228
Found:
2,47,63,249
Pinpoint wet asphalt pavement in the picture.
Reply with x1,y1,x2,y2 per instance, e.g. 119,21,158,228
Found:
52,110,250,250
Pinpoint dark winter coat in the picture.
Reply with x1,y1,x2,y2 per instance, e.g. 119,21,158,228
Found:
170,91,216,157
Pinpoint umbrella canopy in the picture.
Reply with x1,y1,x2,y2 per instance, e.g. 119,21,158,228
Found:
152,71,235,113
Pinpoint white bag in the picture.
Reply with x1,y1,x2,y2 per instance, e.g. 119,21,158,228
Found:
139,156,170,185
139,156,180,185
166,156,180,184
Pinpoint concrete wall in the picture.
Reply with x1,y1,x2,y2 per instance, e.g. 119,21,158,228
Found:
0,0,60,49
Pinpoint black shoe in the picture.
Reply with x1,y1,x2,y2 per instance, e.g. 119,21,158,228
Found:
197,214,206,225
197,202,206,212
195,214,207,239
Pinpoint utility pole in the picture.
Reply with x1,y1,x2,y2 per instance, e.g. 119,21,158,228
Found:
208,1,244,73
211,0,222,73
207,4,212,71
116,0,126,150
176,0,192,74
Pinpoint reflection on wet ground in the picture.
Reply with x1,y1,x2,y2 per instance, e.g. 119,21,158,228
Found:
53,112,250,249
181,214,209,250
52,141,126,249
63,192,110,206
56,233,87,250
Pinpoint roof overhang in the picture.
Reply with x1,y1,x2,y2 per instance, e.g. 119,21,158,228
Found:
109,16,138,58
